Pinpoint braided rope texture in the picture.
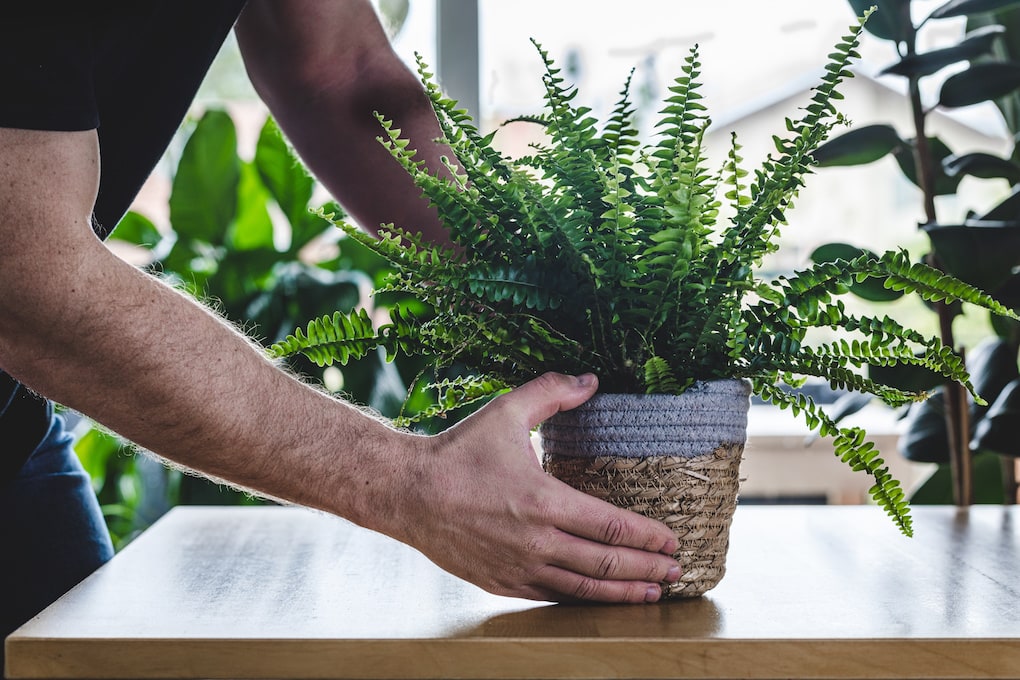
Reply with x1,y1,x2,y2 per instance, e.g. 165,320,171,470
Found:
540,380,750,598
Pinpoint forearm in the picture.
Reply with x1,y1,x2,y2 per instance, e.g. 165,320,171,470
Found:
236,0,454,246
0,233,408,528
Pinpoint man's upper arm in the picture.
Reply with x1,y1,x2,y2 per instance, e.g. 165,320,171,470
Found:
237,0,394,99
0,129,102,327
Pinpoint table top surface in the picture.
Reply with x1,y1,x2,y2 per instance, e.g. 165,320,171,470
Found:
6,504,1020,680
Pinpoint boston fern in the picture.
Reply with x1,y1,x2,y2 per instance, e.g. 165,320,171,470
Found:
270,11,1015,535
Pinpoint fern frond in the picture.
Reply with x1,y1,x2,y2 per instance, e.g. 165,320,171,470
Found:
723,10,870,270
394,375,510,426
268,308,386,366
643,355,690,394
753,379,913,536
877,250,1020,320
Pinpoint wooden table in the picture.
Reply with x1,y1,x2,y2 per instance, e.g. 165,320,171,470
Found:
6,505,1020,679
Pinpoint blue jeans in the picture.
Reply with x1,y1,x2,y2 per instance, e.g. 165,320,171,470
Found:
0,405,114,664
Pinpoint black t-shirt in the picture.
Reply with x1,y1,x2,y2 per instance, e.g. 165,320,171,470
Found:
0,1,248,485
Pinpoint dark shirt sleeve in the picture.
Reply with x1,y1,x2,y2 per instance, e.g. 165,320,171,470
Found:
0,13,100,131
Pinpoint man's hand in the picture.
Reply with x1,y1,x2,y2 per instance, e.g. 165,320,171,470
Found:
390,373,682,603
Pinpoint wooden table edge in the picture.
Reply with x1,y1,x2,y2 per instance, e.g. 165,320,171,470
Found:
8,636,1020,680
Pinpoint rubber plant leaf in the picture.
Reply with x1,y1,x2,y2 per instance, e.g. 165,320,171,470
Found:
928,0,1020,19
978,185,1020,220
938,61,1020,108
965,337,1020,421
879,25,1005,78
989,273,1020,315
922,221,1020,291
869,361,944,393
810,242,903,301
811,124,902,167
898,387,952,463
893,137,961,195
971,378,1020,455
849,0,911,41
942,151,1020,181
991,298,1020,339
169,109,239,244
824,391,875,425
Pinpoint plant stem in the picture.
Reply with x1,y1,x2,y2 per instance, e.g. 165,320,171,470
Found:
1004,456,1019,504
938,321,972,506
905,16,971,506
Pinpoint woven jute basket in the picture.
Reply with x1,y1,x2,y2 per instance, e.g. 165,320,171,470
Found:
540,379,751,598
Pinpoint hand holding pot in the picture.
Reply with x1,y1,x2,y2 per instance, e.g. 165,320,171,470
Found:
393,372,682,603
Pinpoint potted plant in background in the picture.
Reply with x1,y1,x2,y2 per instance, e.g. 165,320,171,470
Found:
812,0,1020,506
271,11,1016,597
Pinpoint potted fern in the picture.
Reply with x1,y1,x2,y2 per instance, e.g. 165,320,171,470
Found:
271,11,1016,597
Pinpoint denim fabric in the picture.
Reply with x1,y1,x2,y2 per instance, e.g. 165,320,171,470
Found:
0,406,114,666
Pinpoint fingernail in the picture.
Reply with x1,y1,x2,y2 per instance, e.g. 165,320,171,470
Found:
577,373,597,388
660,539,677,554
665,566,681,583
645,585,661,603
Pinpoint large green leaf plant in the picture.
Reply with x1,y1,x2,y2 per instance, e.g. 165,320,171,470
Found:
271,13,1017,535
812,0,1020,504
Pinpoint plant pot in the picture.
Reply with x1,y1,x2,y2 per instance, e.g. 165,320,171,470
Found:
540,379,751,598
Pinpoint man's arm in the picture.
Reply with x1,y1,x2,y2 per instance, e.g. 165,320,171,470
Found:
0,127,680,602
235,0,453,245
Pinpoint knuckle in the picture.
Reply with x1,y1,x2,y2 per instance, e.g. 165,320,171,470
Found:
599,516,628,546
532,371,565,394
595,552,622,579
523,528,555,559
570,577,603,601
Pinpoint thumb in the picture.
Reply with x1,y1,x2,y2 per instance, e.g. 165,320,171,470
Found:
499,372,599,429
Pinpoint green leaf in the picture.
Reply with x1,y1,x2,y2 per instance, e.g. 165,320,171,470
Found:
810,242,904,301
868,361,944,392
229,161,275,251
899,388,952,463
110,211,162,249
254,117,317,244
989,271,1020,311
972,377,1020,454
893,137,961,195
978,185,1020,220
825,391,875,424
938,61,1020,107
929,0,1020,20
923,221,1020,291
811,124,902,166
879,25,1005,77
169,109,239,243
969,7,1020,136
966,337,1020,418
850,0,911,42
942,151,1020,181
205,248,282,310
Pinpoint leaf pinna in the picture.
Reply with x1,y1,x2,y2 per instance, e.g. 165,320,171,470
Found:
270,10,1017,535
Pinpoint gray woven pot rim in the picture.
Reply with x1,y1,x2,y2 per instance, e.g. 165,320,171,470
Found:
577,379,752,406
540,379,752,459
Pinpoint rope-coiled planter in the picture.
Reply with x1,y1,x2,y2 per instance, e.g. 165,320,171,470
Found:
540,379,751,598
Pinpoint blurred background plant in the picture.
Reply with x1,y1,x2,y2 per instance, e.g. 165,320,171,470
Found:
811,0,1020,506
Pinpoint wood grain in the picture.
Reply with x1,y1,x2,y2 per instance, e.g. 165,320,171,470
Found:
6,505,1020,679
